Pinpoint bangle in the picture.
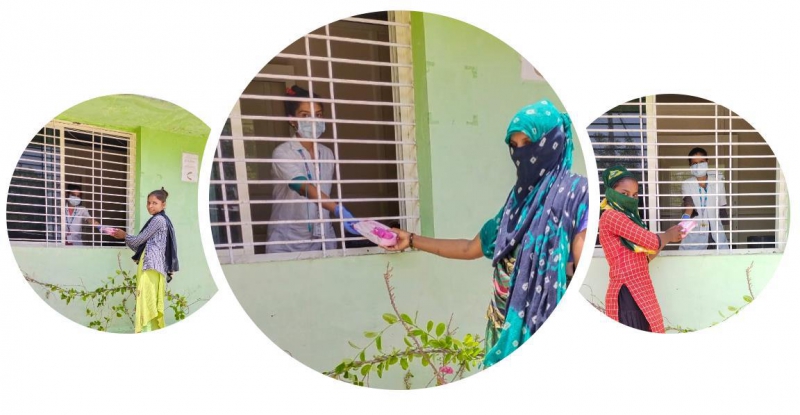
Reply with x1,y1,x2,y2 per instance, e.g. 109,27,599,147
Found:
409,233,415,249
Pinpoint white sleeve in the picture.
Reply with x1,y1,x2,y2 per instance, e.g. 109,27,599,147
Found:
718,174,728,207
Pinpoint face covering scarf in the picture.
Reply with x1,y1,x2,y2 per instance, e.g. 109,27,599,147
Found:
600,165,656,255
482,100,589,368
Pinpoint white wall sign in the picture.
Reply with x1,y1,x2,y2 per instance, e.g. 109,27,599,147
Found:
182,152,199,183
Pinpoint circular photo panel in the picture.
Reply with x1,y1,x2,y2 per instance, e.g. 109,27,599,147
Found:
208,10,591,389
7,94,218,333
580,93,789,333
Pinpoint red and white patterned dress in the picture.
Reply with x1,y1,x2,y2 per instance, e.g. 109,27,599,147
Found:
599,209,665,333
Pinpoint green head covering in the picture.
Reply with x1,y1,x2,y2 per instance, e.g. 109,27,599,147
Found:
602,165,650,251
505,99,574,171
602,164,636,189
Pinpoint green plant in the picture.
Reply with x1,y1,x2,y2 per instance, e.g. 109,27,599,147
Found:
324,264,485,388
582,261,757,333
24,253,204,332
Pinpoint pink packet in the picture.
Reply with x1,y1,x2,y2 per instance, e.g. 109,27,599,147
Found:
352,220,398,247
101,226,119,236
678,220,697,234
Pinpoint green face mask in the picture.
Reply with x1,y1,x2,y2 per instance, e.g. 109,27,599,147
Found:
605,187,641,219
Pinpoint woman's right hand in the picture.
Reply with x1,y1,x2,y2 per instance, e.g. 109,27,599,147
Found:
384,228,411,252
664,224,685,243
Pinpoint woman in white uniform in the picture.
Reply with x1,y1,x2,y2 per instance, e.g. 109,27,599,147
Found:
64,184,100,246
266,85,358,253
680,147,731,250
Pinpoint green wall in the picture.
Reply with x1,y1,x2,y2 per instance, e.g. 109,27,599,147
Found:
223,12,585,388
578,254,782,331
14,95,217,333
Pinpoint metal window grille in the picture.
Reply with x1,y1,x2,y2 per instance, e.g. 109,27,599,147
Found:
589,94,788,255
7,121,135,247
211,11,419,264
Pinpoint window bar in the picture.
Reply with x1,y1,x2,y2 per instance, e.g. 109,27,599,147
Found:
728,106,734,247
325,23,348,256
215,140,233,263
230,102,255,261
304,32,328,258
59,124,66,246
645,95,660,231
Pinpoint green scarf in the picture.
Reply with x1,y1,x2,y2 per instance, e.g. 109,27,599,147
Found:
601,165,654,253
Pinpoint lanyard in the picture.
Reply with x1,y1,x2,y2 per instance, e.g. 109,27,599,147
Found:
699,185,707,209
66,207,78,226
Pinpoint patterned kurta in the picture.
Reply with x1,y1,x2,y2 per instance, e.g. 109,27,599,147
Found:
125,214,169,277
599,209,665,333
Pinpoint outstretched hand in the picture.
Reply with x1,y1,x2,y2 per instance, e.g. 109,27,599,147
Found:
383,228,410,252
111,229,127,240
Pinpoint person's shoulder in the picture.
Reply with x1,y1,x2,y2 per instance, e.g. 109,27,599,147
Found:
318,143,335,159
600,208,622,222
272,141,298,157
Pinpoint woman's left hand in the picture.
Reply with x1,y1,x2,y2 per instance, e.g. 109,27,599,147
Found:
111,229,127,239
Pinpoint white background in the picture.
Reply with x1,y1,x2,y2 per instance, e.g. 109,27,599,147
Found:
1,0,797,413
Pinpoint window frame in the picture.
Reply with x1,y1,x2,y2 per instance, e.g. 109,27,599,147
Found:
8,120,136,248
211,11,420,265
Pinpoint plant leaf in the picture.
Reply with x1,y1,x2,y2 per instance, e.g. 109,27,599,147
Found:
364,331,378,338
427,320,434,332
400,314,413,325
382,313,398,324
348,341,360,349
376,336,383,352
403,337,413,348
436,323,446,337
743,295,753,303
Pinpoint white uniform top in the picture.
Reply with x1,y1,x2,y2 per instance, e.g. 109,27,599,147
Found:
679,170,730,250
266,140,337,253
65,205,92,246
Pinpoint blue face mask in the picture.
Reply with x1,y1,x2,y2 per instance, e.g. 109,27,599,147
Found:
509,125,565,202
296,120,325,139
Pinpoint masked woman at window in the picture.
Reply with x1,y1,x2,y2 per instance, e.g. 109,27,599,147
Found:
267,85,358,253
64,184,100,246
111,188,178,333
386,100,589,368
680,147,730,250
598,166,685,333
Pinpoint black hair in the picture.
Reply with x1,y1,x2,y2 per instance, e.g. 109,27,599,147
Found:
688,147,708,163
284,85,324,117
148,187,169,203
66,184,82,193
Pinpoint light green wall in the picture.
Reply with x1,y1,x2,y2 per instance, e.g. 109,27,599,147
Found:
223,12,585,389
578,254,782,331
15,95,217,333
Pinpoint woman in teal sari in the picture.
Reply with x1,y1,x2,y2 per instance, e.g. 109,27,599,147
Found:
386,100,589,367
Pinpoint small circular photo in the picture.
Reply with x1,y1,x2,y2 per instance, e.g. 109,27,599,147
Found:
208,10,591,389
7,94,218,333
581,93,789,333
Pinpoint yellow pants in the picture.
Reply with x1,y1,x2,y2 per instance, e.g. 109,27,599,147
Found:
134,250,166,334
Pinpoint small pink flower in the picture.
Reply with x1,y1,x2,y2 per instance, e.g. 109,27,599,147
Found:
440,366,453,375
